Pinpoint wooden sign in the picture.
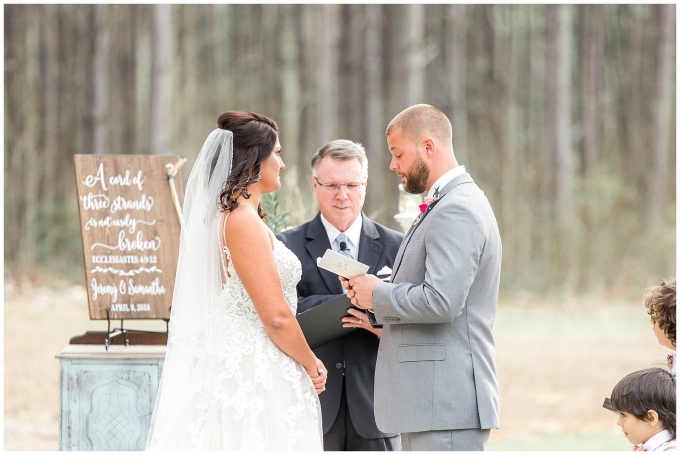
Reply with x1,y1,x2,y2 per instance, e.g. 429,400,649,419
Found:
74,155,183,320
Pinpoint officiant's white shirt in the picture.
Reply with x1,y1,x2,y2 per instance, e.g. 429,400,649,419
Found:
427,165,466,199
320,213,362,259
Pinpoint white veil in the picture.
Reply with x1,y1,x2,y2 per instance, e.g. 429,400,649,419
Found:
146,128,233,449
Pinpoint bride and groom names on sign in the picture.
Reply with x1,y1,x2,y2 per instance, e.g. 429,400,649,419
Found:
75,156,182,320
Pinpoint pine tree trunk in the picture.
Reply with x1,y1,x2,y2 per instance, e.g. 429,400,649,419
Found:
648,4,675,222
212,4,233,112
341,5,366,141
279,4,301,183
118,4,137,155
445,4,468,165
149,4,172,155
261,5,280,118
544,4,575,288
5,6,25,269
543,5,573,217
579,5,604,174
41,4,60,255
406,4,425,105
364,4,387,221
495,5,517,277
299,4,320,165
318,4,340,143
93,4,110,155
181,5,198,130
19,7,42,272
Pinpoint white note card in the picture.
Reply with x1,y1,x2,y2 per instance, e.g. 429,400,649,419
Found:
317,249,369,279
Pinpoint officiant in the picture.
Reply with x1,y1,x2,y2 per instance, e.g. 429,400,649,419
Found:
277,140,403,451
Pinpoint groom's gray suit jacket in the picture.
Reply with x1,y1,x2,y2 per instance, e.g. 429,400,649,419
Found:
372,173,501,434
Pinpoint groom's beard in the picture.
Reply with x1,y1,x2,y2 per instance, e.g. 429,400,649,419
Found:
403,153,430,194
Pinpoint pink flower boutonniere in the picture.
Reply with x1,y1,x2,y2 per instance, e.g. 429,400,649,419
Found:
419,197,435,214
418,187,441,214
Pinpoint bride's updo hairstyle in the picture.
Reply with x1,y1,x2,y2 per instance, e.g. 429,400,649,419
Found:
216,111,279,219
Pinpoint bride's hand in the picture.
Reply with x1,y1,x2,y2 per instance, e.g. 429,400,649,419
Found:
307,358,327,394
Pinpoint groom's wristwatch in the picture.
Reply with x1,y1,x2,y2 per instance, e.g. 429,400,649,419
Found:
366,310,383,328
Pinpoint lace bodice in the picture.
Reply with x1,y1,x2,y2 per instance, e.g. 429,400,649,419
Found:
221,237,302,322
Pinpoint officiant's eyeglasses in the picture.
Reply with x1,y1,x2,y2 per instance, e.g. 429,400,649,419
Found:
314,177,366,193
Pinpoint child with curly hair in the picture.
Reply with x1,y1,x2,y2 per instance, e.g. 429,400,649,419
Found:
644,279,676,377
611,368,676,451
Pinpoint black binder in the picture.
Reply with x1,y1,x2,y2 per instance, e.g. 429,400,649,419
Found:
296,295,357,349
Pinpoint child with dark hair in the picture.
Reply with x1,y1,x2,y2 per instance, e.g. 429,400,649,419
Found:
610,368,676,451
645,279,676,377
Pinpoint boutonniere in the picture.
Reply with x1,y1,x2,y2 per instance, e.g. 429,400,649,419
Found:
418,186,441,214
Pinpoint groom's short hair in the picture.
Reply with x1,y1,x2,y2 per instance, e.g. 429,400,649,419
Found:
386,104,452,146
311,139,368,178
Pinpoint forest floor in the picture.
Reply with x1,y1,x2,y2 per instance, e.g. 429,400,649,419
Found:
4,275,669,451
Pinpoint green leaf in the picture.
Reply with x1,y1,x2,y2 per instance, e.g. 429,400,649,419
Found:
262,192,290,233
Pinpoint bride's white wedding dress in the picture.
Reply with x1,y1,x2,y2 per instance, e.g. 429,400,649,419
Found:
147,235,322,450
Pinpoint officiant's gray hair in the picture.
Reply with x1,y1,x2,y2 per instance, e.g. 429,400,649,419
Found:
311,139,368,178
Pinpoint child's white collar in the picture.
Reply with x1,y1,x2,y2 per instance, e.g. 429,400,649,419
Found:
642,429,674,451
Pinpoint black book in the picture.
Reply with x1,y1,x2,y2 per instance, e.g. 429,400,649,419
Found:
297,294,357,349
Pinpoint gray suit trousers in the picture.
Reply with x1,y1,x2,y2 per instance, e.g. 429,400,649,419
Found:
401,429,490,451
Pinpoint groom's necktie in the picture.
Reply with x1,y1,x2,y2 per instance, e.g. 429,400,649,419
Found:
336,233,353,295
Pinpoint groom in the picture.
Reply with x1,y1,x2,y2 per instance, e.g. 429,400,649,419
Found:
344,105,501,451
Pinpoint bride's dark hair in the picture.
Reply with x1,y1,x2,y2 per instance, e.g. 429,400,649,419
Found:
215,111,279,219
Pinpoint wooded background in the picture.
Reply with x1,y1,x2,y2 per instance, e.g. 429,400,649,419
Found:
4,4,676,295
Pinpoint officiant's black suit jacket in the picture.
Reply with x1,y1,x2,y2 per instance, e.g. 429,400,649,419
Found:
277,212,403,440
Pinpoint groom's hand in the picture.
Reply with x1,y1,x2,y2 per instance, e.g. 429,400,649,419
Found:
343,274,382,311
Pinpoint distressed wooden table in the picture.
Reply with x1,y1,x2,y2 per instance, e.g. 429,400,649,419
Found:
56,345,165,451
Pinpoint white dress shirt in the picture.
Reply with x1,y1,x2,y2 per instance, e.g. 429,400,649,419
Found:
427,165,467,199
320,213,363,259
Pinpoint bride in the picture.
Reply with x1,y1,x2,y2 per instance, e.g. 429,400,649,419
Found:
146,111,326,450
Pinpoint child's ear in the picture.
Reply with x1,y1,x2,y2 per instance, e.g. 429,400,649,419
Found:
646,410,660,426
